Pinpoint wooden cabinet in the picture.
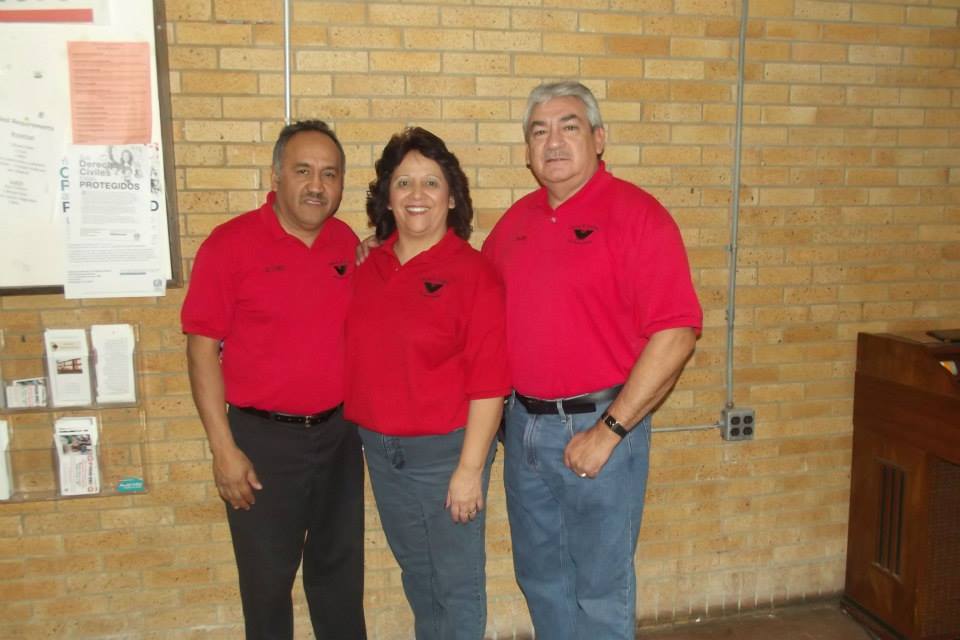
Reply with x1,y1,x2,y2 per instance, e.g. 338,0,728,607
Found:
844,332,960,640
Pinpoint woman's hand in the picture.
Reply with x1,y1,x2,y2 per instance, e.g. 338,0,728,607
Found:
445,464,484,524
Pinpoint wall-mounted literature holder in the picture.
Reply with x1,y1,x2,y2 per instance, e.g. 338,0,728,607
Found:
0,325,147,501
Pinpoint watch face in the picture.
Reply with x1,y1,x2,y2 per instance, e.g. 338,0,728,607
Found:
603,412,627,438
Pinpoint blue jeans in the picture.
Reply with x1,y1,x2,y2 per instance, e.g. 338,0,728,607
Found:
359,427,495,640
504,394,651,640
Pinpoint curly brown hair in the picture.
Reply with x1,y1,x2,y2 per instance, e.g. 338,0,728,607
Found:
367,127,473,241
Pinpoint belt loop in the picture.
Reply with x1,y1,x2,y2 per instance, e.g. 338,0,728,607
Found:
556,401,568,422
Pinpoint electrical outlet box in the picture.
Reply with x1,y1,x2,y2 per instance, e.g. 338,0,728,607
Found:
721,407,755,441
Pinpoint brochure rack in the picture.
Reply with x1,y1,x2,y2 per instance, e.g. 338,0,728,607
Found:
0,326,147,502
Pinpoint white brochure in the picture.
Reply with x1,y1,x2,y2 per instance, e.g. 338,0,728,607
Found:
54,416,100,496
4,377,48,409
0,420,11,500
91,324,136,403
44,329,93,407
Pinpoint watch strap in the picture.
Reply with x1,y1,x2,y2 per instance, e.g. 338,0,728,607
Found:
601,410,628,438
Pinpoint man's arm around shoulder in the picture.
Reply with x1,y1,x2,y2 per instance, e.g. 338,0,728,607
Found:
186,334,262,510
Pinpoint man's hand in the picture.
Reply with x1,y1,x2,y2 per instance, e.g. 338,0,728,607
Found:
563,423,620,479
445,464,484,524
354,234,380,265
213,445,262,510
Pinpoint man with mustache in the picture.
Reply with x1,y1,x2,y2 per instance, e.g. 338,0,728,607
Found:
482,82,702,639
182,121,366,639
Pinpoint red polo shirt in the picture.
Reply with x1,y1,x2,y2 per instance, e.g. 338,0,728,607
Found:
181,193,357,414
344,230,510,436
482,163,702,399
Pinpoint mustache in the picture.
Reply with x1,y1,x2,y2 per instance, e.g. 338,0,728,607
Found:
543,150,568,161
303,191,328,202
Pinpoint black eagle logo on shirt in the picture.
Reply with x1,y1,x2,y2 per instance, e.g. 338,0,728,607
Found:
422,280,446,296
331,262,349,278
572,227,596,241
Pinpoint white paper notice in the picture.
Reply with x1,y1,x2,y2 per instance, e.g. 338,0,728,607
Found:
91,324,136,403
0,420,11,500
67,144,151,243
0,116,59,221
54,416,100,496
62,144,167,298
44,328,92,407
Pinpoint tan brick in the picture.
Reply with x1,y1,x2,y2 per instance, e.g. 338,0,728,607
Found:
369,3,438,26
410,76,477,97
796,0,851,21
607,35,671,56
297,50,368,72
852,3,904,24
510,8,577,31
176,22,252,45
370,98,441,120
443,53,511,75
580,12,643,34
214,0,279,22
329,26,402,49
183,120,261,143
646,59,706,80
441,6,509,28
219,47,283,71
478,30,547,52
167,46,218,69
293,1,365,24
907,7,958,27
180,71,259,94
185,168,260,190
404,28,474,50
370,51,441,73
165,0,211,21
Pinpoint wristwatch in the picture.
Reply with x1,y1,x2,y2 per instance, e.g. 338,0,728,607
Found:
601,410,628,438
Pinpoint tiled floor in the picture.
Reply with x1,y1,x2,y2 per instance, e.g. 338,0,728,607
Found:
638,601,877,640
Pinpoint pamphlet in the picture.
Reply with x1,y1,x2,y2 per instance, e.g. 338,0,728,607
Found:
54,416,100,496
91,324,136,403
44,329,93,407
5,377,48,408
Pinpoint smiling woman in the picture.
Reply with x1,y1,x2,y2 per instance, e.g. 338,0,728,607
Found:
343,128,511,640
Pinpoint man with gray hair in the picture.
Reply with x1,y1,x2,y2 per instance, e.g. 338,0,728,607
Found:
483,81,702,638
182,120,366,639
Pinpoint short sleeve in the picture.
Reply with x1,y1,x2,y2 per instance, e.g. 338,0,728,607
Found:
181,233,235,340
462,259,511,399
622,196,702,338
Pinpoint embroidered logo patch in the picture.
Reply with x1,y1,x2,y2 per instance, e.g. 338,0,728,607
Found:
422,279,446,297
571,225,597,243
331,262,349,278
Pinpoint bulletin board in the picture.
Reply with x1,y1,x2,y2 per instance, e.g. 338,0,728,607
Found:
0,0,180,296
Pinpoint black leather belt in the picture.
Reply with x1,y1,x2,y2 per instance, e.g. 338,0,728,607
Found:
234,404,340,427
515,385,623,415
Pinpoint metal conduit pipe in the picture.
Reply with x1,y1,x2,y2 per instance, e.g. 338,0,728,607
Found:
725,0,749,411
653,0,749,434
283,0,292,123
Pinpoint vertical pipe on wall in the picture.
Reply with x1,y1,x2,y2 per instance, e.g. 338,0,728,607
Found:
283,0,292,123
725,0,749,409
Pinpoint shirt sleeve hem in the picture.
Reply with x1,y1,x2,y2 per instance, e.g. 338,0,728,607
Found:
181,324,226,341
643,318,703,338
465,387,513,401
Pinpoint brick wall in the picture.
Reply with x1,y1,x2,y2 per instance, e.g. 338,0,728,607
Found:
1,0,957,637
